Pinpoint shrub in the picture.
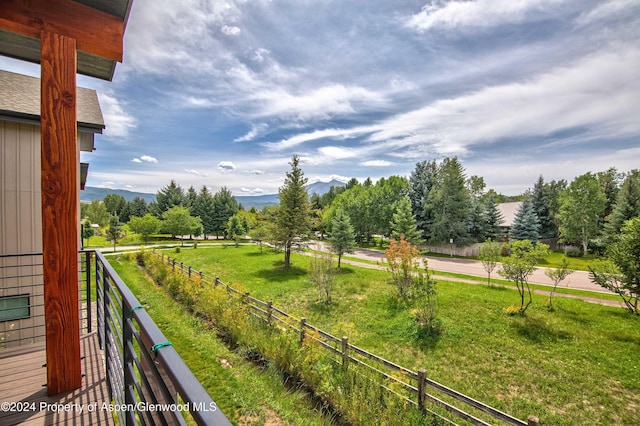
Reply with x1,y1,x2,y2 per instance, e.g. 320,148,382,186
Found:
564,247,583,257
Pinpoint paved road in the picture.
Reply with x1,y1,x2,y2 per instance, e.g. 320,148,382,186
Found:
310,242,612,295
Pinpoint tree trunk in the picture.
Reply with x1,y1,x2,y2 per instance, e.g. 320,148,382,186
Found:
284,242,291,269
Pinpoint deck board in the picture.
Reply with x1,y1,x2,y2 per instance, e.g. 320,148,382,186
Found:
0,332,114,425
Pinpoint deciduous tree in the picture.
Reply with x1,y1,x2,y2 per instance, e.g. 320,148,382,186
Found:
545,257,574,311
558,173,606,254
499,240,549,314
479,239,501,287
128,213,161,242
106,214,124,252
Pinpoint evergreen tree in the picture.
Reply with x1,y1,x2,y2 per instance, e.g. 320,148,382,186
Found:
409,160,437,240
271,155,311,269
467,175,488,242
212,187,239,238
128,196,148,218
531,175,556,239
151,180,184,217
194,186,215,238
484,193,504,240
510,197,541,242
185,185,198,214
428,157,471,245
390,197,422,245
604,170,640,243
329,209,356,268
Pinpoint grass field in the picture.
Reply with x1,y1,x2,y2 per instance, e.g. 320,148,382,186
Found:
110,255,335,426
154,245,640,425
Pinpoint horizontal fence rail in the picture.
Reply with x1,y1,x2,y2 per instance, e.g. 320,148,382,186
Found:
95,250,232,426
0,252,92,349
155,250,539,426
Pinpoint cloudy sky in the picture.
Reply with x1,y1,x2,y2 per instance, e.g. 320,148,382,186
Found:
2,0,639,196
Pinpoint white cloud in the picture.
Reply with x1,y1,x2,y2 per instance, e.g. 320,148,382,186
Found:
218,161,236,171
575,0,640,26
252,84,387,121
250,170,265,175
185,169,209,177
407,0,563,32
361,160,393,167
366,46,640,153
234,123,268,142
221,25,241,36
264,126,378,151
98,92,136,138
132,155,158,164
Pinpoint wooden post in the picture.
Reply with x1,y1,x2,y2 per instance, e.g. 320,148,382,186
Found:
417,369,426,411
341,336,349,367
40,30,82,396
215,277,220,287
266,301,273,324
188,265,192,278
299,317,306,345
527,415,540,426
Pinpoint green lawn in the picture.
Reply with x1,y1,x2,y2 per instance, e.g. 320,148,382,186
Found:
159,245,640,425
109,256,335,426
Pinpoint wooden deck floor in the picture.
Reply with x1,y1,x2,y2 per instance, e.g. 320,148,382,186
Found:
0,332,114,426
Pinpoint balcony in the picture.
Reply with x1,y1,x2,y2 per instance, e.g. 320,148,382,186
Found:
0,251,231,425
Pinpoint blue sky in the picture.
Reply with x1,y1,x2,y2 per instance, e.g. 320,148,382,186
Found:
2,0,639,196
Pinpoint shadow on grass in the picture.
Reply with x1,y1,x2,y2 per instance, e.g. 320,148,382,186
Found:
244,251,271,257
511,315,572,343
254,261,307,282
335,266,355,275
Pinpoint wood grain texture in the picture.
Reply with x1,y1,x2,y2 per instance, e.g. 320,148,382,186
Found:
0,0,124,61
40,30,82,396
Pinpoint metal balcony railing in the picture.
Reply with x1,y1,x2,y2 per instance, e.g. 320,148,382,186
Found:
94,250,231,425
0,252,92,348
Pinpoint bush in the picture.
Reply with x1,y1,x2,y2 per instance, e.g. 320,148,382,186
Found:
564,247,583,257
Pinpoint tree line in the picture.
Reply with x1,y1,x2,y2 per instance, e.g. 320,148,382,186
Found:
82,157,639,257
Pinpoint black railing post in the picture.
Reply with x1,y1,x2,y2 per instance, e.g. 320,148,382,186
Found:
123,298,135,426
85,251,92,333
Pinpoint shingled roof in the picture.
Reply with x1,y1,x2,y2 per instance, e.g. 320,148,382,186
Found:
0,69,105,132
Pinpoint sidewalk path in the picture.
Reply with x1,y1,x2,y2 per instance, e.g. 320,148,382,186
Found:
309,242,623,308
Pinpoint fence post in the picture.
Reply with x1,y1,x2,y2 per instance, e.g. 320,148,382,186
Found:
417,369,426,411
341,336,349,367
300,317,306,345
243,292,250,305
188,266,192,278
215,277,220,287
267,301,273,324
527,416,540,426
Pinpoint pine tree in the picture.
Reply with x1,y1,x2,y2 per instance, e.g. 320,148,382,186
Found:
409,160,437,240
510,197,541,242
194,186,215,238
531,175,556,239
484,193,504,240
151,180,184,217
329,209,356,268
272,155,311,269
428,157,471,245
604,170,640,243
212,187,238,239
390,197,423,246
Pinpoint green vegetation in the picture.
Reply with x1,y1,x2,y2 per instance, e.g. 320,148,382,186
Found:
159,245,640,425
108,255,334,426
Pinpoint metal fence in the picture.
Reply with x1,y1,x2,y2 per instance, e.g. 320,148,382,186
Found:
156,250,540,426
0,252,92,348
94,250,232,426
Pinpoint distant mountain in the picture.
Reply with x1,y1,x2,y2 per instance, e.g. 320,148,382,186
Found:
306,179,347,195
81,186,156,203
82,178,347,209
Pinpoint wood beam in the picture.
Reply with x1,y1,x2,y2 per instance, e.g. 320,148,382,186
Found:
40,30,82,396
0,0,124,62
